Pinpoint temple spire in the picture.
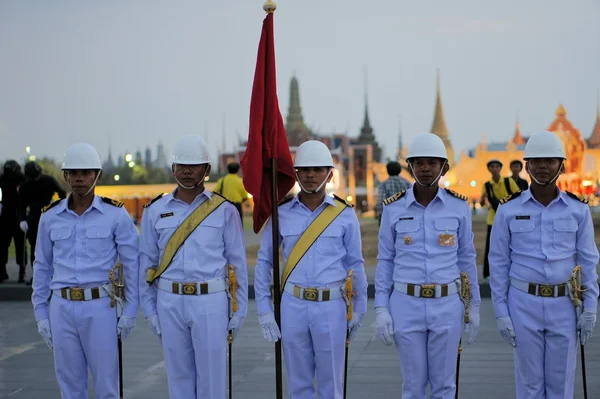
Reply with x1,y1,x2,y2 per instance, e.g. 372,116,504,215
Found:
285,75,310,146
397,114,403,161
359,66,373,137
587,88,600,148
512,111,525,145
429,70,455,166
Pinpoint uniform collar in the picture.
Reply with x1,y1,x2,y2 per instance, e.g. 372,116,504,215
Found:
521,188,568,205
404,186,445,208
59,195,105,214
292,193,336,208
166,188,211,205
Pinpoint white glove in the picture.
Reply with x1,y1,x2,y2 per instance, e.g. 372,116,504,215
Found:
227,315,245,341
117,316,136,341
347,312,365,341
496,316,516,347
258,312,281,343
577,309,596,345
19,221,28,233
375,307,395,346
464,303,480,344
37,319,53,350
147,315,161,338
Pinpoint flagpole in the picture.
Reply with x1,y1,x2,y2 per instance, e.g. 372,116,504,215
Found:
270,158,284,399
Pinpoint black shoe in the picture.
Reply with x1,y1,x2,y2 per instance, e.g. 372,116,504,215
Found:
26,278,33,286
18,267,25,283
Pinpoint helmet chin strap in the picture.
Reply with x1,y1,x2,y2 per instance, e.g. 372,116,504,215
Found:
174,164,208,190
296,169,332,194
408,160,446,187
527,160,563,186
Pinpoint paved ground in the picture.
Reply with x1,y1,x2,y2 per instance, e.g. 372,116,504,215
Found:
0,299,599,398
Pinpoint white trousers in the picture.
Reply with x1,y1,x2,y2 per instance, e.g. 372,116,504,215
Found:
508,285,577,399
281,292,348,399
157,289,229,399
389,290,463,399
50,295,119,399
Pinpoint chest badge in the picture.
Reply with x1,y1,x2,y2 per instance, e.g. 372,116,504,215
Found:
438,233,456,247
404,236,412,245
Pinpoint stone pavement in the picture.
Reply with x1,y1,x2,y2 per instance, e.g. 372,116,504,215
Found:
1,299,599,398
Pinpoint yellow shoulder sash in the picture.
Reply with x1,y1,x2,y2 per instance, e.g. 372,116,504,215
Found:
146,195,227,283
280,198,349,291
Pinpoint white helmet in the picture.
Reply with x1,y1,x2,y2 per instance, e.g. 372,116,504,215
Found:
61,143,102,170
294,140,334,168
172,134,211,165
406,133,448,161
524,131,566,160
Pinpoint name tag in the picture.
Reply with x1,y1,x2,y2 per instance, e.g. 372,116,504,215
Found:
399,217,414,220
515,215,530,220
160,212,174,218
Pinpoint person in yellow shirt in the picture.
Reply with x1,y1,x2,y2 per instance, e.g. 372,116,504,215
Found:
214,162,249,226
480,159,520,280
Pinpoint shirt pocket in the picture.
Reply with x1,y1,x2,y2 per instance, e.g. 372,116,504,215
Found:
194,218,224,248
509,219,536,252
394,219,421,250
155,217,179,249
552,219,578,252
434,218,459,248
85,226,114,258
317,226,344,256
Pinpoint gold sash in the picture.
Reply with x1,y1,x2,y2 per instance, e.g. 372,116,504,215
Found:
280,198,348,292
146,195,226,283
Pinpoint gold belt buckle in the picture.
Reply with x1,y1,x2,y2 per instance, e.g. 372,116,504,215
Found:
420,284,436,298
70,288,84,301
182,283,197,295
539,285,554,297
303,288,319,301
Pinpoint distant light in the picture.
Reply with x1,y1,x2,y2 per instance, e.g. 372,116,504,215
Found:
25,146,31,154
247,193,253,199
346,195,353,202
114,174,120,181
204,176,210,181
470,180,477,187
125,154,133,162
28,155,36,161
128,161,135,168
444,181,451,188
582,180,593,187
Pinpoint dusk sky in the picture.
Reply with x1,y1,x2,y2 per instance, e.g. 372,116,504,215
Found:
1,0,599,164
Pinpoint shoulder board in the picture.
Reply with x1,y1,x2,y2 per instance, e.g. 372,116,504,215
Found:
333,194,354,208
278,195,294,206
566,191,589,204
444,188,468,201
143,193,165,209
499,191,522,204
212,192,232,204
101,196,124,208
41,199,61,213
383,191,406,206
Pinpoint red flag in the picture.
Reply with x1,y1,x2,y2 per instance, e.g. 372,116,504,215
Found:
241,13,295,234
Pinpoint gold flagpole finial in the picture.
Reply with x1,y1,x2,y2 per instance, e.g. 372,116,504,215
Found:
263,0,277,13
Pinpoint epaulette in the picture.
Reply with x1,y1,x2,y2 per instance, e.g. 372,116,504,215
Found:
101,196,124,208
566,191,589,204
444,188,468,201
499,191,522,204
278,195,294,206
383,191,406,206
333,194,354,207
143,193,165,209
212,192,232,204
41,199,61,213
